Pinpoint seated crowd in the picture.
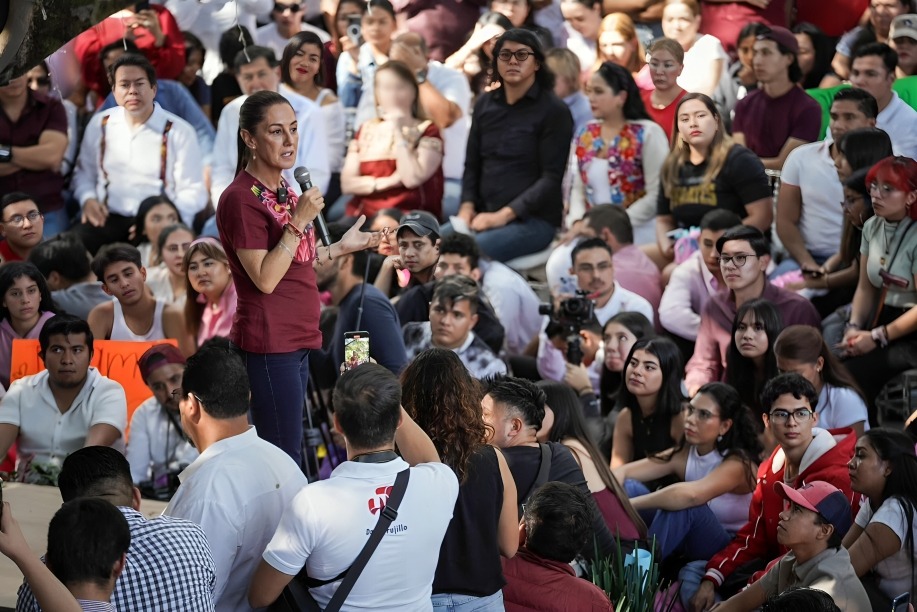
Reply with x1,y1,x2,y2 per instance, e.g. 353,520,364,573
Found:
1,0,917,610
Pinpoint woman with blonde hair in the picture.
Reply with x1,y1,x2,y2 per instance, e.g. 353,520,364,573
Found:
595,13,646,82
182,237,237,348
651,92,771,270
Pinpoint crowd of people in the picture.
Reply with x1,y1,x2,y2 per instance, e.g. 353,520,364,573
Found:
0,0,915,610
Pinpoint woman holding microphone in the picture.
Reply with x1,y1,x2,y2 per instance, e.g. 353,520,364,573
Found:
217,90,378,465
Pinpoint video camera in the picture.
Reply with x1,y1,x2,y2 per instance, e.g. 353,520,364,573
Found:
539,291,596,365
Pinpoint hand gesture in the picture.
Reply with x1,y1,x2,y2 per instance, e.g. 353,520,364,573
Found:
133,9,165,45
467,23,506,51
691,581,716,612
337,214,385,255
564,363,592,393
0,502,30,564
81,199,109,227
339,35,359,62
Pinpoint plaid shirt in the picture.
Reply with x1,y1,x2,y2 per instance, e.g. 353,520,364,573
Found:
17,507,216,611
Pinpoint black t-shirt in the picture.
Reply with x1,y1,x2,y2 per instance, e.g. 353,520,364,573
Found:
433,446,505,596
503,442,615,560
657,145,770,229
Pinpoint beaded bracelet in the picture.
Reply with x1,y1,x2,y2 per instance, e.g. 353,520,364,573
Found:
284,222,304,240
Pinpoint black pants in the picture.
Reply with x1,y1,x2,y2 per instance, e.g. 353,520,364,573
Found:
70,213,136,255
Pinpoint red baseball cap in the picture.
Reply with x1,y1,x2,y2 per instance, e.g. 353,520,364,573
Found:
775,480,852,537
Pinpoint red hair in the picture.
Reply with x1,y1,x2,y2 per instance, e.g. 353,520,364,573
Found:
866,156,917,219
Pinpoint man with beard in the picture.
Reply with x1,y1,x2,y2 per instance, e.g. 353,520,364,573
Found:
0,315,127,483
126,344,199,489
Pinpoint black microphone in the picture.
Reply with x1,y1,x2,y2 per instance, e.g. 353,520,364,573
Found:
293,166,331,248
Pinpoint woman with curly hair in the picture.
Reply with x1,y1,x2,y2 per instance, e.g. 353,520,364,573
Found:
401,348,518,610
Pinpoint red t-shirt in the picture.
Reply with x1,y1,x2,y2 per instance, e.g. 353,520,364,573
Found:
640,88,685,145
796,0,869,37
700,2,787,56
216,171,322,354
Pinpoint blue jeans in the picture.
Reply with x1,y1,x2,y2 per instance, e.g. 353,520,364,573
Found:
432,590,504,611
679,559,720,609
648,503,734,561
242,349,310,467
441,178,463,221
623,479,657,527
473,217,556,263
42,208,71,239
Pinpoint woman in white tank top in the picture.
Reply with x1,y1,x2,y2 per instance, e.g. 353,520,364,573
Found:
612,382,761,561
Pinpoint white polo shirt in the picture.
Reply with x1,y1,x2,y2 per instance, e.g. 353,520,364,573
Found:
263,458,458,611
0,367,127,469
781,139,844,258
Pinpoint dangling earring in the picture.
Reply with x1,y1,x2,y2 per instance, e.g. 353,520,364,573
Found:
717,434,723,443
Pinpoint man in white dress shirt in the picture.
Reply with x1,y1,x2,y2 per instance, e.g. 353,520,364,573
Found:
71,54,207,254
164,339,307,612
210,46,330,205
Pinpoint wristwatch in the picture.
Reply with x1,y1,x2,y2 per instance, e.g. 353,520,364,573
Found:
415,68,428,85
0,145,12,163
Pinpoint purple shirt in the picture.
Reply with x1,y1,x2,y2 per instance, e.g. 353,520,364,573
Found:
732,86,823,158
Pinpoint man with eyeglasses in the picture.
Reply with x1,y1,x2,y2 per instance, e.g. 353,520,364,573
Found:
686,373,858,612
255,1,330,61
126,344,198,490
458,29,573,262
0,192,45,263
685,225,820,396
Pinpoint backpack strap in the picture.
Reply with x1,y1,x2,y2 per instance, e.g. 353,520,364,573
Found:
519,443,553,516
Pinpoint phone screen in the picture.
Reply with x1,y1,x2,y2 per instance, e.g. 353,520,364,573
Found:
344,332,370,371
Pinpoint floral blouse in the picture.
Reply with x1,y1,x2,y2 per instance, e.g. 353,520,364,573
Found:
574,120,650,209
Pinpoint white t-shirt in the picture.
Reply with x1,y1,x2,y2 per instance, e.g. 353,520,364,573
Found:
854,497,917,600
262,458,458,611
678,34,729,96
879,93,917,159
781,140,844,258
816,384,869,432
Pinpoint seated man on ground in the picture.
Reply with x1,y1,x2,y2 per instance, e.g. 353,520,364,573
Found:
18,445,216,611
501,482,613,612
0,315,127,484
87,243,194,356
248,364,459,609
403,274,508,380
375,211,442,297
29,235,109,320
0,192,45,264
716,481,869,612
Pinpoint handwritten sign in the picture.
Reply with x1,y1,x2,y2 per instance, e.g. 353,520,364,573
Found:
9,339,179,430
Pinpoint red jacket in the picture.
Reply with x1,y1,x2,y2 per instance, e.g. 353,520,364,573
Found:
502,548,613,612
704,427,860,587
74,5,185,100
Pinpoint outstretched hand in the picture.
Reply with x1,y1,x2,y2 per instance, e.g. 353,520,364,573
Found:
337,215,385,256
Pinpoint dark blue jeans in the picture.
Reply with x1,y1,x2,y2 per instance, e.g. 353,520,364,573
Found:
472,217,556,262
242,349,310,467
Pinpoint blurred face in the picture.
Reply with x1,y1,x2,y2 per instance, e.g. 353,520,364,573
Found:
3,275,41,323
437,254,480,280
586,72,626,120
362,9,396,47
25,66,51,96
242,102,298,170
776,502,824,548
676,98,718,151
273,1,305,31
113,65,157,118
237,57,280,95
841,185,870,227
795,33,815,77
737,35,756,69
662,2,700,49
497,41,540,87
161,229,194,276
187,251,232,299
375,68,416,114
101,262,147,305
847,436,890,497
370,214,400,255
734,311,769,360
561,1,602,40
43,333,91,390
146,363,185,412
699,228,726,275
335,2,363,38
870,0,907,33
0,200,43,250
892,35,917,74
776,355,823,390
571,246,614,302
599,30,635,68
850,55,895,103
625,348,663,397
647,49,683,91
397,229,439,273
143,203,179,248
767,393,817,451
0,76,28,102
828,99,875,143
870,174,914,220
603,322,638,372
683,392,728,447
718,239,767,292
288,43,322,87
752,39,792,84
429,297,477,349
180,48,204,87
491,0,529,28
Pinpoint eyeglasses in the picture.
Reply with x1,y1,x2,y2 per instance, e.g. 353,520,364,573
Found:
717,253,758,268
2,211,42,227
869,181,900,195
684,404,719,422
165,242,192,254
769,408,814,424
171,389,205,404
497,50,534,63
273,2,303,13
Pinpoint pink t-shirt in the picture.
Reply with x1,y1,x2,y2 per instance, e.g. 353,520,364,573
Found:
216,171,322,353
197,280,238,348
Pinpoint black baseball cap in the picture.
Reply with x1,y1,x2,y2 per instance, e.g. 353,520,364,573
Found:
397,211,441,239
